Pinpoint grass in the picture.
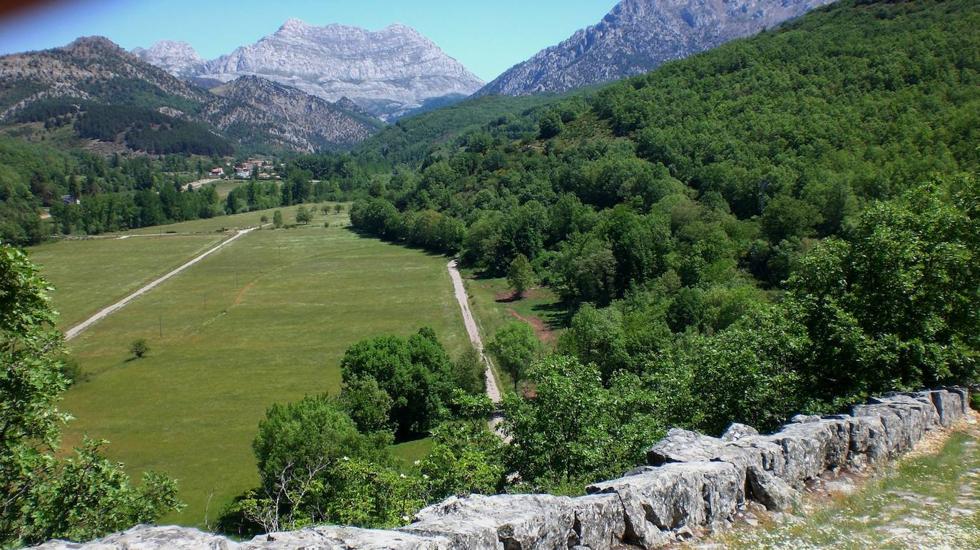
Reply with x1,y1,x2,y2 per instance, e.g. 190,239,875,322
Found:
40,205,466,527
463,272,568,392
718,420,980,549
28,235,223,329
391,438,435,470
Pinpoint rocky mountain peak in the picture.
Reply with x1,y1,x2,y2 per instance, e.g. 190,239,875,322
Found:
277,17,311,34
190,20,483,121
131,40,203,77
479,0,836,97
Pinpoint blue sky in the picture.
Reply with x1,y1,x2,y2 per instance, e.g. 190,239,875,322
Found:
0,0,620,81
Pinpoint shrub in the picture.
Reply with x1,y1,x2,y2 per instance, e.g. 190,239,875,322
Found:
129,339,149,359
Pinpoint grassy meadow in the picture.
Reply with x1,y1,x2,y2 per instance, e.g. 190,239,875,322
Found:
29,235,224,329
32,205,468,526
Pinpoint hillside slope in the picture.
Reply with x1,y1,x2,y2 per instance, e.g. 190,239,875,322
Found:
480,0,834,96
0,37,378,153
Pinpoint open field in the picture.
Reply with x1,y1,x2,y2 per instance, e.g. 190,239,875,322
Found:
29,235,224,329
36,206,467,526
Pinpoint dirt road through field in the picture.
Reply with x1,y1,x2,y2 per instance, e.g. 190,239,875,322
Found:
448,260,502,404
64,228,254,341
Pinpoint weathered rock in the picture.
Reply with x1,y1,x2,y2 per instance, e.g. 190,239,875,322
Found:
646,428,727,466
567,494,628,549
930,389,964,427
400,494,576,549
479,0,835,97
845,415,890,468
29,388,969,550
746,465,798,512
186,20,484,121
722,423,760,442
588,461,741,544
244,526,450,549
33,525,239,550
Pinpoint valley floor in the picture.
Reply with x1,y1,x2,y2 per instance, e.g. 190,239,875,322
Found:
710,413,980,549
30,206,468,526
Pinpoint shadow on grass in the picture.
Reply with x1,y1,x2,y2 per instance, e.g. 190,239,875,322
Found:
345,227,454,260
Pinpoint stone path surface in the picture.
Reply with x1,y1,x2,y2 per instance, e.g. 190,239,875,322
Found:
64,229,254,341
447,260,502,404
712,412,980,549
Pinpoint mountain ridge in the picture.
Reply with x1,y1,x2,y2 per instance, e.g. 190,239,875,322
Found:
0,36,378,153
134,19,484,121
479,0,836,96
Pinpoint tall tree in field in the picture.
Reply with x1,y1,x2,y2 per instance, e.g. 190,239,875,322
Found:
488,322,542,391
295,206,312,225
507,254,535,299
272,210,283,228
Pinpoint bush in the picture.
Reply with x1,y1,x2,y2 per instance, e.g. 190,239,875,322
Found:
129,339,149,359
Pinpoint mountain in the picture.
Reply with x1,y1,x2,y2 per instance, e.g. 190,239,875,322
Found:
210,76,381,150
131,40,204,78
0,37,378,152
480,0,836,96
137,19,484,121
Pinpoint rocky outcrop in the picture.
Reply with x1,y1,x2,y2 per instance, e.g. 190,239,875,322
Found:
131,41,205,78
34,388,971,550
207,75,379,152
153,19,484,121
479,0,836,97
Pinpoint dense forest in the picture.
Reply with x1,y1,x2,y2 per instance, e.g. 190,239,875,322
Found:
336,0,978,507
0,138,234,243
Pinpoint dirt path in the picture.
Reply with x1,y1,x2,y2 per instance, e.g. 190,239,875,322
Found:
447,260,502,404
64,228,255,342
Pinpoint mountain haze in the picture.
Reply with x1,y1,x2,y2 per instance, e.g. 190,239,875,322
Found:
480,0,836,96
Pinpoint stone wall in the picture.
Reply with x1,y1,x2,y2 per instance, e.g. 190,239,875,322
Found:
36,387,971,550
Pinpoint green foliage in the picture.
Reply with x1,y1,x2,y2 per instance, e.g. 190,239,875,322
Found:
320,457,426,529
450,347,487,396
338,375,394,434
272,210,283,228
20,439,181,544
506,254,535,298
487,322,542,391
420,421,505,501
785,178,978,404
128,339,149,359
246,394,393,531
1,244,181,545
353,94,558,167
295,205,312,225
538,110,564,139
75,104,233,156
339,328,455,438
502,356,662,488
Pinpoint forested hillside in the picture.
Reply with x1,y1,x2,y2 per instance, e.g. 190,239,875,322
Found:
348,0,978,466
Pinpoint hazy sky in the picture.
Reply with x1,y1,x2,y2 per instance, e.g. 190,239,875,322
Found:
0,0,620,81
